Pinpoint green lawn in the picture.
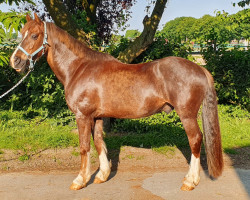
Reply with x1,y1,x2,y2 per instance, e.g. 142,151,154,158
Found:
0,105,249,157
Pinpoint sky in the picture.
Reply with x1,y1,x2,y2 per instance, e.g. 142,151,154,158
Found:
0,0,247,35
126,0,246,34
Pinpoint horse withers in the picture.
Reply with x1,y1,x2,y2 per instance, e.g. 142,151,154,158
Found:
10,13,223,191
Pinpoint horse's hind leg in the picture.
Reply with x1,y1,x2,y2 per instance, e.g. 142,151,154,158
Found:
178,116,203,191
70,117,92,190
92,118,111,184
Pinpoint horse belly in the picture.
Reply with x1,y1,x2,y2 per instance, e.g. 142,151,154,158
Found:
101,87,166,119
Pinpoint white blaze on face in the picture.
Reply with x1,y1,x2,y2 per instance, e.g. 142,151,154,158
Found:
10,31,29,68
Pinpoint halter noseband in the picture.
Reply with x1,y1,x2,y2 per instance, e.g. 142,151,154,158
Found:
17,22,49,71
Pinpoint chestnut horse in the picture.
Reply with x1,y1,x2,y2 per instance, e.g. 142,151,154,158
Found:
10,14,223,191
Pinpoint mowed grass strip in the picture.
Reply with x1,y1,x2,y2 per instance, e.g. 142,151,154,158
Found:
0,110,78,152
0,105,249,156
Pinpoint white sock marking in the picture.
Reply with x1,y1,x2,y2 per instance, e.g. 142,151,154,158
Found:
73,152,91,186
73,174,84,186
96,144,110,181
184,154,200,187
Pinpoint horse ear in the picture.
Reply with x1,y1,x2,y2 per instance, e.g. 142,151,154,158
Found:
34,13,42,24
26,14,32,22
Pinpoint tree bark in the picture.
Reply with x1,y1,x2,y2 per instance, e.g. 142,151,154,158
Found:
117,0,168,63
42,0,87,44
82,0,100,24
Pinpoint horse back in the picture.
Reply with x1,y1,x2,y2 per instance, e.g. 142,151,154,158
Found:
65,56,208,119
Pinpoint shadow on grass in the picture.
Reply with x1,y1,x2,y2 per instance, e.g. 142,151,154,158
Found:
104,119,209,177
104,119,250,196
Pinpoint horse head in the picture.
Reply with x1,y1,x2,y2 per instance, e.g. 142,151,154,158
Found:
10,13,48,73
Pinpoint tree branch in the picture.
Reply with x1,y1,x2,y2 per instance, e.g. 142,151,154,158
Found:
42,0,87,44
117,0,168,63
82,0,100,24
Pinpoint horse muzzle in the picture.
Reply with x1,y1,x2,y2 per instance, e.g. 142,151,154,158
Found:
11,56,28,73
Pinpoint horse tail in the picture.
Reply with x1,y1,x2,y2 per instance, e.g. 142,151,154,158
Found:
202,68,223,178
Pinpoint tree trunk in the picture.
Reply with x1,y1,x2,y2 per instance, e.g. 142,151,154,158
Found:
82,0,100,24
42,0,87,44
117,0,168,63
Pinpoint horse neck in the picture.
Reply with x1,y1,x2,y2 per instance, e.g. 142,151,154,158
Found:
46,23,89,86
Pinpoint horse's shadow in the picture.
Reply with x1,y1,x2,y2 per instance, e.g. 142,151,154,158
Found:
103,118,210,181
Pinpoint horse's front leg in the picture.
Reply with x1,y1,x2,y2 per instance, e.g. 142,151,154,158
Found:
92,118,111,184
70,117,92,190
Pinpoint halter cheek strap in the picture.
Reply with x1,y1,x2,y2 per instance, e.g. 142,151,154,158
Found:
17,22,49,71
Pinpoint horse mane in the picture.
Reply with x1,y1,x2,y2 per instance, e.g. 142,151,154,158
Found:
47,22,116,62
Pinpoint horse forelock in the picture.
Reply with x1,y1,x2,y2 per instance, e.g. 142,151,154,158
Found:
21,20,43,36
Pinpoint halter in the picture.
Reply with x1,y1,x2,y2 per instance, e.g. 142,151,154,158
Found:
17,22,49,71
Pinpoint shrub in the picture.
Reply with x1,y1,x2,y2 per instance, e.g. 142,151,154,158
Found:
202,46,250,110
133,34,189,63
0,57,67,116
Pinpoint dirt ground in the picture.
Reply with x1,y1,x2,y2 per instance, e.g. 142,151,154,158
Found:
0,146,249,199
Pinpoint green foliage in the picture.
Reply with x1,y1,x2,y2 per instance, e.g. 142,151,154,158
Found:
0,11,26,38
216,9,250,41
109,37,131,58
235,0,250,7
125,29,141,40
24,59,67,115
0,0,34,6
0,11,26,66
0,58,68,116
71,9,100,48
133,33,189,63
161,17,196,43
161,9,250,44
202,46,250,109
0,11,26,99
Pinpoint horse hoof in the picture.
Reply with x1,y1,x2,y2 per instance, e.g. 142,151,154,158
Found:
180,183,195,191
70,183,85,190
94,177,105,184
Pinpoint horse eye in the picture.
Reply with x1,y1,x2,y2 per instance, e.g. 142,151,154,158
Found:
31,34,38,40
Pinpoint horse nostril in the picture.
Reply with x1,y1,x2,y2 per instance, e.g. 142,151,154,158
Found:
14,56,21,65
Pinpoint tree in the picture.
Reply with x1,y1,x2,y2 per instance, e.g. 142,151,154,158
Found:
162,17,196,43
14,0,168,62
161,9,250,50
36,0,136,44
117,0,168,63
39,0,168,63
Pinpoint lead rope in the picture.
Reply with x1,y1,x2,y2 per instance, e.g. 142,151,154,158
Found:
0,70,32,99
0,21,48,99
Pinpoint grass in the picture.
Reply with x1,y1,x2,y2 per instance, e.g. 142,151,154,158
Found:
217,105,250,150
108,104,250,153
0,110,79,154
0,104,249,158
